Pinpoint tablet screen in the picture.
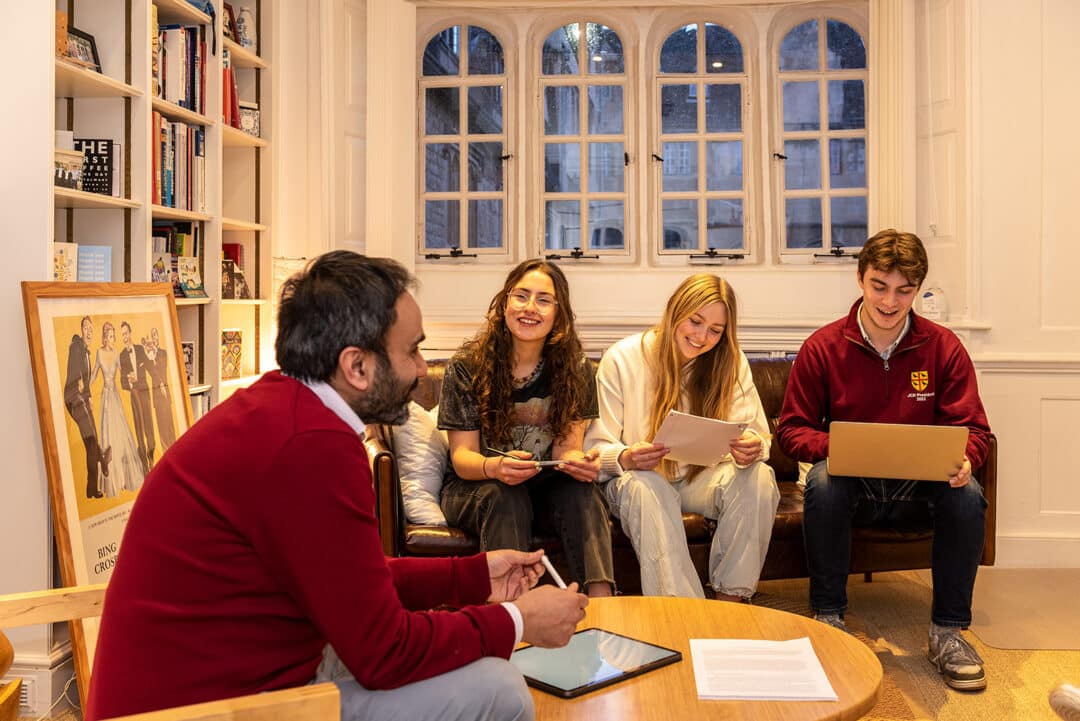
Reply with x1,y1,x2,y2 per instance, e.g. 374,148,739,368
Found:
510,628,682,698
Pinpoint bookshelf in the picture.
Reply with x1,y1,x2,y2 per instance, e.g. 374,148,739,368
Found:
52,0,275,408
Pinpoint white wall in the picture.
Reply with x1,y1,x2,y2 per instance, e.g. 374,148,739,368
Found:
966,0,1080,565
0,4,64,667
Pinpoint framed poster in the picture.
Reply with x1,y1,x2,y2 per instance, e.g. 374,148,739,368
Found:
21,282,192,698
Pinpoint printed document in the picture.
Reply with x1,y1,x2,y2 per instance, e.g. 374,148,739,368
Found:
689,637,838,701
651,410,747,466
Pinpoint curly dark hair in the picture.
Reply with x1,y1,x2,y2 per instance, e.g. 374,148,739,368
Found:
461,260,589,448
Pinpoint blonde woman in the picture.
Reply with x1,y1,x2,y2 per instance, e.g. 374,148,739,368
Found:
584,274,779,601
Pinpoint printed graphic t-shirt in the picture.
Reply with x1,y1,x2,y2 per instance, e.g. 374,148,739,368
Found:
438,352,598,462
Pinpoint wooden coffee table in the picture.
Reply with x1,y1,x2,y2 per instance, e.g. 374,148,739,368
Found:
529,596,881,721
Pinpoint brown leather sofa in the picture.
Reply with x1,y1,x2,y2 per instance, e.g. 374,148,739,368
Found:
365,357,997,595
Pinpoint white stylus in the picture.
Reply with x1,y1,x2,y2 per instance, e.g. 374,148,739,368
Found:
540,553,567,589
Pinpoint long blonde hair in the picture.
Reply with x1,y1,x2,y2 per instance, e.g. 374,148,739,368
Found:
646,274,741,481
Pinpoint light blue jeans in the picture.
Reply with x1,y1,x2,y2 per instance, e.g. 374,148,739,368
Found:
314,645,533,721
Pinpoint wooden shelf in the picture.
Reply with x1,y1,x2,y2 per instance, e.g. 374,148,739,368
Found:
55,59,141,98
152,205,212,221
54,188,140,210
222,217,268,232
222,298,268,307
175,297,212,306
222,125,268,148
224,38,267,69
151,96,213,126
154,0,211,25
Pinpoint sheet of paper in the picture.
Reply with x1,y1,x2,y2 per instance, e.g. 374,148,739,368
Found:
651,410,747,466
689,637,838,701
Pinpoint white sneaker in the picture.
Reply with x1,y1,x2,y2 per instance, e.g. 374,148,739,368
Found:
1051,684,1080,721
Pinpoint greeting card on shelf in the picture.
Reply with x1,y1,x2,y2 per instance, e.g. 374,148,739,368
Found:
176,256,208,298
181,341,195,385
220,259,236,299
76,245,112,282
221,329,243,379
53,242,78,282
73,138,118,196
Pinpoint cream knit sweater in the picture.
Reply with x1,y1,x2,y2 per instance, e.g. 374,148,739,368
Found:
584,331,771,482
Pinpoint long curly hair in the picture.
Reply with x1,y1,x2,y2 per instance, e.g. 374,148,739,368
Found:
646,274,742,481
460,260,589,448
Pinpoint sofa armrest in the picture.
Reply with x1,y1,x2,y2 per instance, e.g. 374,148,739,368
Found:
364,425,402,557
980,433,998,566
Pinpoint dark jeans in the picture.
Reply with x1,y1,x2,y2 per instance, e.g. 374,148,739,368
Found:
441,469,615,590
803,460,987,627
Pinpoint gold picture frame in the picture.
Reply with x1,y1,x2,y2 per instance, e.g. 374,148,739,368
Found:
21,282,192,704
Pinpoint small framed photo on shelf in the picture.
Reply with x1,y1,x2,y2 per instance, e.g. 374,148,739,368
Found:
54,148,84,190
223,3,238,41
65,27,101,73
238,101,260,138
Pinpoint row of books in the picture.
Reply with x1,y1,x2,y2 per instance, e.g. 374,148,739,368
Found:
152,111,207,212
153,221,200,258
222,48,242,130
151,7,207,114
53,243,113,282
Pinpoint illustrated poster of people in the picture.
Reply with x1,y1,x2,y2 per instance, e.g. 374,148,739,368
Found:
31,296,190,587
23,284,192,693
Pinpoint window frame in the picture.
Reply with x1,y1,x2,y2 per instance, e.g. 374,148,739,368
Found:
412,3,878,269
533,17,634,260
417,21,513,260
770,8,870,262
650,17,758,264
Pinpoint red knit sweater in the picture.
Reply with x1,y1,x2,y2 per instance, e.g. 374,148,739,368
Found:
777,301,992,471
85,372,514,720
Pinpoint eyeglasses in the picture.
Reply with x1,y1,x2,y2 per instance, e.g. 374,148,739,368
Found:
507,290,557,311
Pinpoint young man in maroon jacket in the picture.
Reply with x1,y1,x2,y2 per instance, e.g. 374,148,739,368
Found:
776,229,992,692
86,251,588,721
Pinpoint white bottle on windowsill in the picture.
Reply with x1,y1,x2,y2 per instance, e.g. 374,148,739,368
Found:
919,282,948,322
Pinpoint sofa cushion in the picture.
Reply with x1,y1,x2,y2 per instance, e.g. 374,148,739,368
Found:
391,402,449,526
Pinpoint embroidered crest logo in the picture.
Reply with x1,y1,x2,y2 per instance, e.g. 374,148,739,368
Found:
911,370,929,391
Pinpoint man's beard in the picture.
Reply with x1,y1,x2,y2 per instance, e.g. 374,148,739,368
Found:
350,353,417,425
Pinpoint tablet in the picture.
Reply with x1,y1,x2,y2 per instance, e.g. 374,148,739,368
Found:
510,628,682,698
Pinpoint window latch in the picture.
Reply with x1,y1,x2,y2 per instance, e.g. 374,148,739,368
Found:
424,246,477,260
500,153,513,161
545,247,599,261
772,152,788,160
651,153,664,163
689,248,743,261
811,246,857,260
624,152,630,166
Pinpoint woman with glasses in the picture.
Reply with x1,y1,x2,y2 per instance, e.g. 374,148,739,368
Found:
585,274,779,601
438,260,615,597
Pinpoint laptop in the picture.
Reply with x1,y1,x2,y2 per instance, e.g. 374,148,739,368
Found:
827,421,969,482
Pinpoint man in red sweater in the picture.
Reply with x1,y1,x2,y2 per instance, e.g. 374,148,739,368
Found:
777,229,992,692
85,251,588,721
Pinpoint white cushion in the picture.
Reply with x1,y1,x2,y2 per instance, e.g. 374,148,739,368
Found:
391,402,449,526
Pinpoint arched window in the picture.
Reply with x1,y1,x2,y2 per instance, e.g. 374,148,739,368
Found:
777,17,867,254
655,22,749,256
540,21,628,255
419,25,507,253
